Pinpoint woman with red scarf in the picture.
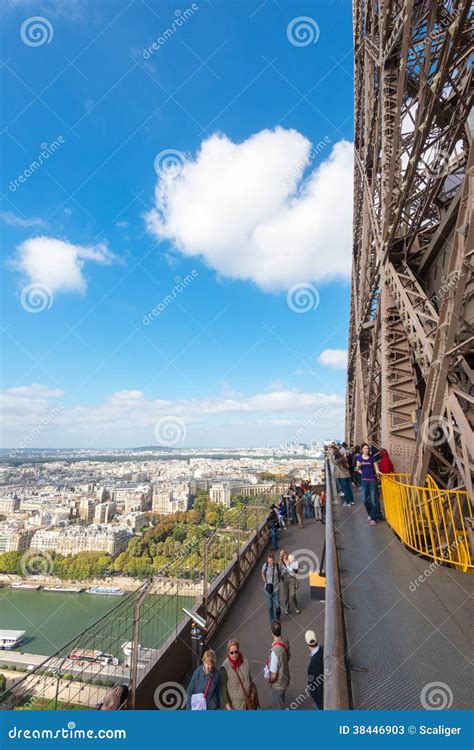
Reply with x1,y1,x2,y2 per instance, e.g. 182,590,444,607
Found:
377,448,394,474
220,639,259,710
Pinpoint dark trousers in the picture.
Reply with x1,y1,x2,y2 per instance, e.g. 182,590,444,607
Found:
339,477,354,504
360,480,383,520
269,527,279,550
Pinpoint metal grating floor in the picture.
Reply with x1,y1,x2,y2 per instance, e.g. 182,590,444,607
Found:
335,497,473,709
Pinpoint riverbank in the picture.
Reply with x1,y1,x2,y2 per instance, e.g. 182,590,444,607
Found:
0,573,203,597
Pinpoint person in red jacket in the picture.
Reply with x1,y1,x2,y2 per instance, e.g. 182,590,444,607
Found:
378,448,394,474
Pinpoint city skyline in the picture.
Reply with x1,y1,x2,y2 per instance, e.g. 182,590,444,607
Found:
1,0,354,449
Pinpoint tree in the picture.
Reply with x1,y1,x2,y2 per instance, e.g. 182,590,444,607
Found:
0,551,21,573
113,552,128,573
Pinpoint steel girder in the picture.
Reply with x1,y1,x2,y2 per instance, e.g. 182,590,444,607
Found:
347,0,473,490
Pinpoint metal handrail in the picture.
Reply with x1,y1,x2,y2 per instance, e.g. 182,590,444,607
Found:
323,459,351,710
380,473,473,571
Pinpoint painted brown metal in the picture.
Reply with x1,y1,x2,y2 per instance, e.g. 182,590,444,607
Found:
347,0,473,490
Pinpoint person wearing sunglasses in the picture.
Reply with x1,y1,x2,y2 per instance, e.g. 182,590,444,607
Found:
220,639,259,710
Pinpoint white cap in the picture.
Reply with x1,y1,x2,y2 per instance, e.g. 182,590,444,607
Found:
305,630,318,646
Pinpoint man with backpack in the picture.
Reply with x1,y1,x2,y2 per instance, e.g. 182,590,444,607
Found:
266,620,290,709
261,553,281,624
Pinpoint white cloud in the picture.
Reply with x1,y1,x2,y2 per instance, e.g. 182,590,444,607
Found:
5,384,64,398
5,0,86,18
0,211,44,228
145,128,353,291
0,384,345,448
10,236,120,295
266,380,284,391
318,349,348,369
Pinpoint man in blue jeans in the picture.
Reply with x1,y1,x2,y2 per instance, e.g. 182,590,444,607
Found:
261,553,281,624
266,505,280,550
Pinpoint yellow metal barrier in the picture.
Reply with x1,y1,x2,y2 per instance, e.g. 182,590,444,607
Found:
380,473,473,572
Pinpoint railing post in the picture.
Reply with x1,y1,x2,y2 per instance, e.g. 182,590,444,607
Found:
129,597,142,710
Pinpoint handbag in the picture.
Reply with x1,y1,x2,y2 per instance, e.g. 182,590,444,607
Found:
190,672,213,710
234,668,259,710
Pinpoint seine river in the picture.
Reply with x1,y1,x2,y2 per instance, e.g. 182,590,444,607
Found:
0,588,195,657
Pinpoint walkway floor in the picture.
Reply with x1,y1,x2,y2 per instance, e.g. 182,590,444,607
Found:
336,493,473,710
210,516,326,710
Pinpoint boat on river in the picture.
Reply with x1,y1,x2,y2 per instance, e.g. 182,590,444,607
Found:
85,586,124,596
11,582,41,590
0,629,26,649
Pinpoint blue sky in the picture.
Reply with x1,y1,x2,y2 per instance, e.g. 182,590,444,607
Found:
0,0,354,449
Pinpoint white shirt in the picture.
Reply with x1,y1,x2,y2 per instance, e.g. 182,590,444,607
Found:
269,650,278,673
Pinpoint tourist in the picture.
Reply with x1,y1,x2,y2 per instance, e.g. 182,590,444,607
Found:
356,443,383,525
312,489,322,521
295,493,304,528
320,490,326,523
331,449,355,506
303,490,313,519
261,553,281,624
187,649,221,710
277,497,287,529
266,504,280,550
288,494,297,525
98,683,128,710
378,447,394,474
305,630,324,710
349,444,361,486
280,550,300,615
221,639,258,710
266,620,290,709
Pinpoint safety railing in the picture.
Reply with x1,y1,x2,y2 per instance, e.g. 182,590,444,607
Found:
323,459,351,710
380,473,473,572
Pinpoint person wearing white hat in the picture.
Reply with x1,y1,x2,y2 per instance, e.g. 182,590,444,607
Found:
305,630,324,710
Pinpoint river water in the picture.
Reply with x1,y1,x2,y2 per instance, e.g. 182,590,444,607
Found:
0,588,195,658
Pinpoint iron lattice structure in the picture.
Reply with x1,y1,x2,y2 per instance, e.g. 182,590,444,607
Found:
347,0,473,493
